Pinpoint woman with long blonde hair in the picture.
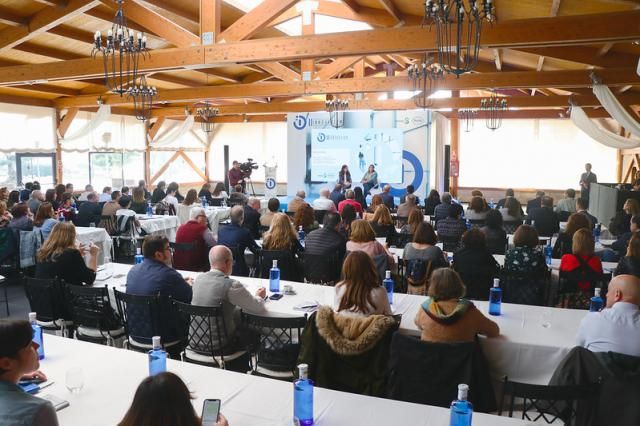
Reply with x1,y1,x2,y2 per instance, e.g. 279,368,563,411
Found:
35,222,98,285
346,219,395,267
335,251,391,316
369,204,398,245
364,194,384,221
263,212,303,255
33,202,58,240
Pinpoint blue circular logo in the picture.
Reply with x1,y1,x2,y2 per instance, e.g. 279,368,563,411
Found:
293,114,307,130
265,177,276,190
317,133,326,142
379,150,424,197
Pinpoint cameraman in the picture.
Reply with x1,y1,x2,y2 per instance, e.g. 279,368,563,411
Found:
228,160,244,192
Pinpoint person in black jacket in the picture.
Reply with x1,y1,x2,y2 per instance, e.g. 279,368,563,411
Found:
243,198,261,239
615,233,640,278
150,181,166,204
424,189,441,216
496,188,514,209
452,228,500,300
35,222,97,285
330,184,345,209
611,215,640,258
304,213,346,260
217,206,260,276
526,190,545,215
480,210,507,255
526,196,559,237
75,192,102,227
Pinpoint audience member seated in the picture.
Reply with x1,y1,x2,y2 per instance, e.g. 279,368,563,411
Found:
576,274,640,357
243,197,262,239
400,184,420,206
480,210,507,254
424,189,441,216
228,184,247,206
399,208,424,235
168,182,184,203
287,190,306,213
263,212,304,256
397,193,417,218
8,204,33,232
614,233,640,277
380,185,395,210
552,213,591,259
76,192,102,227
346,219,395,268
293,203,319,235
120,186,130,197
150,181,166,204
0,319,59,426
77,184,93,202
609,198,639,237
126,236,193,344
0,201,11,228
504,224,547,276
526,196,559,237
44,189,57,211
499,196,523,222
98,186,112,203
137,180,151,200
313,188,337,213
560,228,603,293
339,204,357,239
19,182,33,203
27,190,43,216
465,196,488,221
526,190,545,214
414,268,499,343
162,186,179,212
576,197,598,229
198,182,214,204
353,186,367,212
369,205,398,246
329,184,345,209
334,251,392,316
211,182,229,202
610,215,640,258
555,188,577,215
452,229,500,300
53,185,65,208
191,246,266,353
217,206,260,276
304,212,346,260
173,207,215,272
7,190,19,209
433,192,452,222
129,187,147,215
35,222,97,285
363,194,383,221
402,222,449,288
118,372,228,426
338,190,363,215
56,193,76,223
101,190,121,217
33,203,57,240
176,189,198,224
496,188,514,209
115,196,142,234
436,203,466,250
260,198,280,228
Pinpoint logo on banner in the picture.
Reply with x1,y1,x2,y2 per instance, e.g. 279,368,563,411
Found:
380,150,424,198
317,133,326,142
293,114,308,130
265,177,276,190
412,116,425,125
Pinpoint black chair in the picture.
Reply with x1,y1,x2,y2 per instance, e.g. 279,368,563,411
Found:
557,211,571,222
503,220,523,234
438,234,461,252
173,300,248,370
0,277,8,317
468,219,486,228
394,216,409,228
501,270,549,306
242,312,307,379
258,249,303,282
65,284,124,346
303,253,342,285
23,277,73,336
313,210,327,224
394,232,413,249
285,211,296,218
258,225,270,238
557,261,605,309
99,215,118,236
498,377,601,425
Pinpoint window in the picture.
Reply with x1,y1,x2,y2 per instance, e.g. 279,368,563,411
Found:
90,152,144,189
16,154,55,187
150,151,205,184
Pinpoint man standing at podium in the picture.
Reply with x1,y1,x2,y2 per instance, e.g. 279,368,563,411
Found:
579,163,597,206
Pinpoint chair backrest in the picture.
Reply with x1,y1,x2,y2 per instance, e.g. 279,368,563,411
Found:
23,277,68,325
99,215,118,236
313,209,327,224
499,377,600,425
0,227,18,265
113,289,161,345
285,211,296,218
503,220,523,234
394,216,409,228
394,232,413,249
242,312,307,373
116,215,138,236
468,219,486,227
303,253,342,285
500,269,549,306
259,249,302,282
65,284,120,331
372,253,389,284
172,300,227,367
170,241,196,251
438,234,461,252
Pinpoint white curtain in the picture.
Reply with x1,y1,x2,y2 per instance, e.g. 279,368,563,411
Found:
150,114,195,147
570,106,640,149
60,104,111,143
592,84,640,138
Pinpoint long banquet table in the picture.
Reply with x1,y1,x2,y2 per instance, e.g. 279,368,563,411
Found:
135,214,180,242
102,263,587,385
42,335,528,426
75,226,113,265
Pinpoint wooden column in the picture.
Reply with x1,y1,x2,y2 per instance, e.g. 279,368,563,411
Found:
54,110,63,184
617,149,624,183
144,121,152,185
450,90,460,197
200,0,221,44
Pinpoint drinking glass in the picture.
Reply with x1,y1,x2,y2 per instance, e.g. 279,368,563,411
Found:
65,367,84,394
89,222,96,228
540,311,552,329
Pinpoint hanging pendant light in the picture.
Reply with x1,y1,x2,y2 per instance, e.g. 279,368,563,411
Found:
407,55,444,108
325,98,349,129
197,102,219,133
480,90,508,131
128,75,156,122
458,109,477,132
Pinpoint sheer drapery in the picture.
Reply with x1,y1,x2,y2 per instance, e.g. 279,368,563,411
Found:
570,105,640,149
150,114,195,147
60,109,145,152
592,84,640,139
60,104,111,143
0,103,56,152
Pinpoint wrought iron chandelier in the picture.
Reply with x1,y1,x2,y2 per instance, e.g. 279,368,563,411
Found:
458,109,477,132
407,55,444,108
480,91,507,131
325,98,349,129
423,0,495,77
91,0,149,96
128,75,156,121
197,102,219,133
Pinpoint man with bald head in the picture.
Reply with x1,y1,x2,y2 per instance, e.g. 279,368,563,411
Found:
576,274,640,357
191,246,267,357
217,205,260,276
287,190,306,213
380,184,395,210
312,188,337,213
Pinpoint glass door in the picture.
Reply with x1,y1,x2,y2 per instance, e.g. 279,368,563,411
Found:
16,153,56,187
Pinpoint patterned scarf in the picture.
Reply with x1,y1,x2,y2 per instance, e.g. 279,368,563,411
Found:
421,297,474,325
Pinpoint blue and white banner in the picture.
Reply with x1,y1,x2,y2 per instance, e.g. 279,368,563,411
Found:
263,164,278,198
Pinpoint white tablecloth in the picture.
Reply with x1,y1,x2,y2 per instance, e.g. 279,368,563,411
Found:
204,206,231,235
75,227,113,265
42,336,527,426
104,263,586,385
135,215,180,242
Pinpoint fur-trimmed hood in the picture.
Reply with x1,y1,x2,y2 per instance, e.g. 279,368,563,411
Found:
315,306,399,356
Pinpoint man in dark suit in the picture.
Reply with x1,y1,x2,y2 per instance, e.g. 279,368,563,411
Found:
76,192,102,227
304,213,346,260
330,184,345,209
526,196,559,237
217,206,260,276
243,198,261,239
497,188,515,209
576,197,598,229
380,184,395,210
579,163,597,206
526,190,545,215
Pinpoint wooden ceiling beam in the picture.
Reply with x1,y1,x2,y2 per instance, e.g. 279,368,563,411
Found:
0,0,101,52
493,49,502,71
14,42,85,61
143,0,198,22
200,0,222,43
377,0,404,24
317,56,362,80
550,0,562,17
341,0,361,14
513,46,638,69
0,93,54,107
100,0,199,47
57,107,79,138
48,24,95,44
8,83,79,97
257,62,300,81
85,5,154,36
269,7,300,26
441,109,611,120
146,73,201,87
218,0,299,42
242,71,273,84
315,0,418,27
0,6,26,26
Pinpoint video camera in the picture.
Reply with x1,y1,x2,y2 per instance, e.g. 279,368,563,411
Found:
239,158,259,177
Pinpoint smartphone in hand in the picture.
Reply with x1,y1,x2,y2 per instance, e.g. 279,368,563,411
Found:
202,399,221,426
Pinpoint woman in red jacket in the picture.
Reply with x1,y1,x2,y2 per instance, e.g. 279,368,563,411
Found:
559,228,603,292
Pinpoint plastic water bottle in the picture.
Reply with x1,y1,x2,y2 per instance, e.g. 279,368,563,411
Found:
489,198,495,209
465,219,471,230
58,211,65,222
293,363,314,426
146,202,153,217
298,226,305,246
29,312,44,360
589,287,604,312
148,336,167,376
544,241,553,266
134,247,144,265
593,223,601,243
488,278,502,316
383,270,394,304
450,384,473,426
269,260,280,293
202,196,208,208
222,197,227,208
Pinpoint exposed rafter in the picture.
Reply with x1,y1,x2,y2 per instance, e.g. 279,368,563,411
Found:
218,0,299,42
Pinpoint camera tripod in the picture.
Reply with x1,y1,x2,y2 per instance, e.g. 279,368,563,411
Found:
243,175,256,196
